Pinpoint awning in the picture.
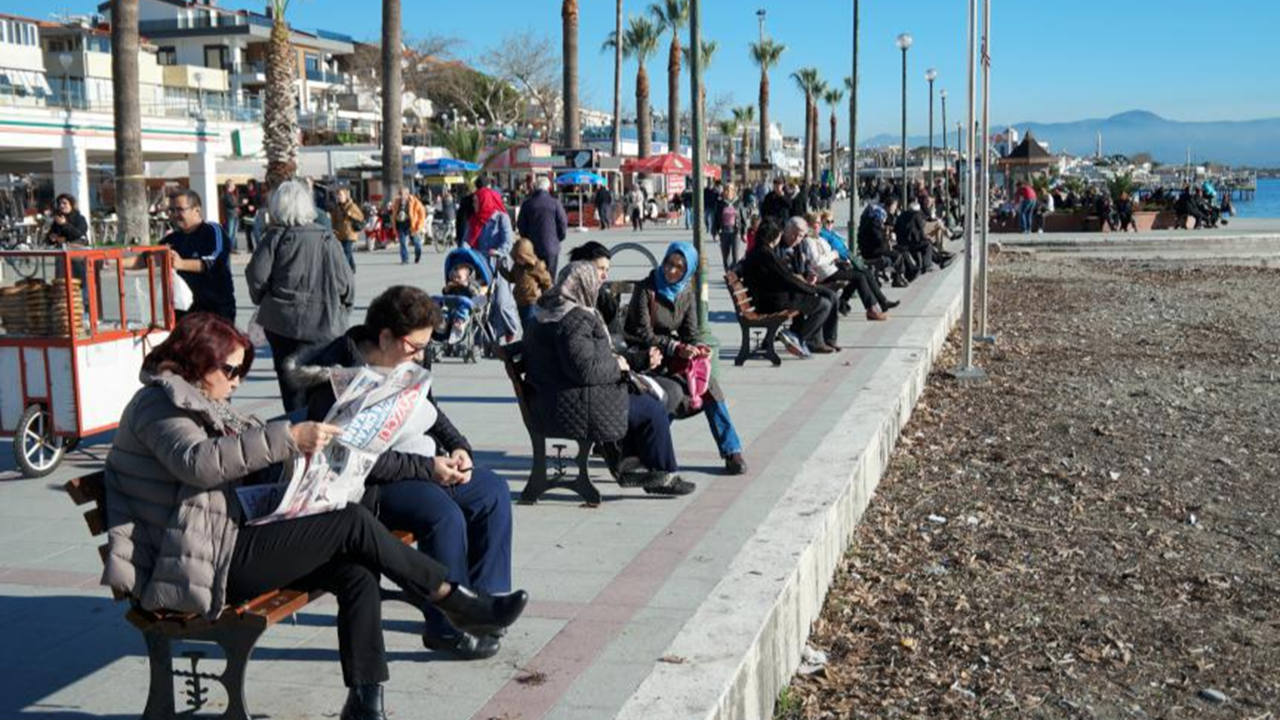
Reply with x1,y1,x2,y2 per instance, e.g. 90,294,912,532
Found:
0,68,52,96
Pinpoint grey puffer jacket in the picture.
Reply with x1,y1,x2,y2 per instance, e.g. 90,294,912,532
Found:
522,307,628,442
246,222,355,343
102,371,299,618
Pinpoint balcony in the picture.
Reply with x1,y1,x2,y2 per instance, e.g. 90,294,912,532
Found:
138,15,271,35
226,61,266,85
305,68,348,86
162,65,229,92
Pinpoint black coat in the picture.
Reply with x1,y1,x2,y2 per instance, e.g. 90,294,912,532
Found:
739,243,818,314
893,210,928,250
858,214,892,260
48,210,88,245
293,327,472,487
516,190,568,262
760,191,791,223
522,308,628,442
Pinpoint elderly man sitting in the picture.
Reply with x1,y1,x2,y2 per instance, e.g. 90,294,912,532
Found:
739,219,835,358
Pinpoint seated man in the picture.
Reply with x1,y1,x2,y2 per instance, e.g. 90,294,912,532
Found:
858,202,910,287
739,219,834,358
781,217,844,350
918,196,958,257
894,202,950,278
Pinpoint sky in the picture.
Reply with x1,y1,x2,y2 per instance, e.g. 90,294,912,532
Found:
15,0,1280,138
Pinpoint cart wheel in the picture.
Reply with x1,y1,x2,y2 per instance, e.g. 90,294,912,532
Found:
13,405,66,478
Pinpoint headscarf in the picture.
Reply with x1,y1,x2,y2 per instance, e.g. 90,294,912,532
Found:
533,261,605,325
653,241,698,303
466,187,506,248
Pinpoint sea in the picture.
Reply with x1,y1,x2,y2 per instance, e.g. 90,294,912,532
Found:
1233,177,1280,219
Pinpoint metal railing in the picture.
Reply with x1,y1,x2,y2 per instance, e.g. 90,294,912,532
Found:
304,68,348,85
0,87,263,123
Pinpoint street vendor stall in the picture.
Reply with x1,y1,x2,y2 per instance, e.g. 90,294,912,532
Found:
0,247,174,476
555,170,607,230
622,152,721,200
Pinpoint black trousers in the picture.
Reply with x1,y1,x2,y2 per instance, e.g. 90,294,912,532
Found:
264,329,327,414
226,504,448,687
830,266,888,311
790,292,834,346
902,243,934,278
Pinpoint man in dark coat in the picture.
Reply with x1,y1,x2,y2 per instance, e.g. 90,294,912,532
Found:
593,184,614,229
516,176,569,278
739,219,834,357
760,177,791,224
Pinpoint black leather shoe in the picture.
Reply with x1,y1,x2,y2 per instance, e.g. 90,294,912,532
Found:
642,472,696,496
883,300,901,310
436,586,528,638
724,454,748,475
423,630,502,660
340,684,386,720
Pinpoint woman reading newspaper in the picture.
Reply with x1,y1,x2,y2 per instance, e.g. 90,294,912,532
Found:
100,313,527,720
291,285,516,661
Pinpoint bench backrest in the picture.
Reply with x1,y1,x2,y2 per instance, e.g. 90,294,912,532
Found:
496,342,537,430
724,271,758,319
64,472,128,601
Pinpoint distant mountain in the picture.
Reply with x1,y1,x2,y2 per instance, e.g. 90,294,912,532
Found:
860,111,1280,166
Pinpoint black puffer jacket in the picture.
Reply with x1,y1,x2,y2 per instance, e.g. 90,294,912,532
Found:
522,308,628,442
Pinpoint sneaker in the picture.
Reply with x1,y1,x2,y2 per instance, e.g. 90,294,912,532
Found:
778,331,809,358
724,453,748,475
866,309,889,321
448,321,466,345
938,255,954,269
642,472,696,496
614,457,647,485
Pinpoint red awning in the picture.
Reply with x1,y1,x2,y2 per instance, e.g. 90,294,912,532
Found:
622,152,720,179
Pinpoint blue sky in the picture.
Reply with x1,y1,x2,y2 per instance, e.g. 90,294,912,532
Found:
15,0,1280,137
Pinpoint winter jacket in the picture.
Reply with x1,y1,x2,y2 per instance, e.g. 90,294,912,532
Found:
516,190,568,264
329,199,366,242
893,210,929,250
102,371,299,618
623,276,725,407
289,327,472,490
391,195,428,235
522,308,628,442
246,223,355,343
48,210,89,245
499,238,553,308
739,243,819,314
858,214,893,260
761,191,791,223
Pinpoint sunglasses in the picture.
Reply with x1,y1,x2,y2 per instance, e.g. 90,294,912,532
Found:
219,363,247,380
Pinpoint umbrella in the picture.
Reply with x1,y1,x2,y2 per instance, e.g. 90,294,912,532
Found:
555,170,606,186
417,157,482,174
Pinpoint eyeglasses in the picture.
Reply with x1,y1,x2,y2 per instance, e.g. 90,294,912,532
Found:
401,337,430,356
219,363,247,380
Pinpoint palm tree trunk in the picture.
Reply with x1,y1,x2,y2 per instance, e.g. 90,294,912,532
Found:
802,93,812,182
264,11,298,186
111,0,146,243
726,137,735,187
562,0,581,147
741,126,751,186
830,112,838,188
611,0,622,176
667,38,680,154
637,68,652,159
759,71,769,167
381,0,403,199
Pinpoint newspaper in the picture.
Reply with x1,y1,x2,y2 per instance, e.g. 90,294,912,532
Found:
236,362,432,526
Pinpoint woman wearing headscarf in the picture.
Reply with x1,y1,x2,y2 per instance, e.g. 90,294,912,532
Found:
522,262,694,496
465,181,520,342
624,242,748,475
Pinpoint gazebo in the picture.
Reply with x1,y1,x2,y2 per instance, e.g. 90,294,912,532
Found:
622,152,720,196
996,131,1057,192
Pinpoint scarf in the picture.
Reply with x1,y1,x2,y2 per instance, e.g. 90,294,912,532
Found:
466,187,506,248
533,261,605,326
204,395,258,436
653,241,697,303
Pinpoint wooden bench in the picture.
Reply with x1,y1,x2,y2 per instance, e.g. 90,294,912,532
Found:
724,270,798,367
65,472,414,720
496,342,602,507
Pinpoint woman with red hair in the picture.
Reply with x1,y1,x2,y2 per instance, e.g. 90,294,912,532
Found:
101,313,527,720
463,178,520,341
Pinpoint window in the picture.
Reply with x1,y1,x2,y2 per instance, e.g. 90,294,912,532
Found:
1,21,9,44
204,45,228,70
157,46,176,65
304,53,320,72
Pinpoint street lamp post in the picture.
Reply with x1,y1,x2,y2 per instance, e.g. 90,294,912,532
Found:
976,0,995,345
848,0,860,242
951,0,985,382
690,0,709,336
940,89,949,217
926,68,937,192
756,8,766,43
896,33,912,208
58,52,73,110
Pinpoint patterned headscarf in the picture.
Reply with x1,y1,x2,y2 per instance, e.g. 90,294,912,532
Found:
533,261,605,325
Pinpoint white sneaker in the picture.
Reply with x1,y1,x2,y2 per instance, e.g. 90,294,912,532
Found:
779,331,810,358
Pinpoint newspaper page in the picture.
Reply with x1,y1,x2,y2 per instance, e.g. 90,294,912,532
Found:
236,362,432,525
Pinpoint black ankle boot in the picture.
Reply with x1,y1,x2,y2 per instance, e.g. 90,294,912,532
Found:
340,684,386,720
436,586,528,637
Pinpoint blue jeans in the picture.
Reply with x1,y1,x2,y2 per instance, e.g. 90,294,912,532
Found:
340,240,355,271
375,467,513,638
626,394,678,472
224,215,239,252
1018,200,1036,233
684,208,693,229
704,399,743,457
398,230,422,263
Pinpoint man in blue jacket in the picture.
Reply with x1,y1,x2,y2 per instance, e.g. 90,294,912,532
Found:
516,176,568,278
161,189,236,322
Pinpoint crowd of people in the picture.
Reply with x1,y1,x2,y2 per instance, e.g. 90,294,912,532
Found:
96,167,962,719
1002,178,1237,234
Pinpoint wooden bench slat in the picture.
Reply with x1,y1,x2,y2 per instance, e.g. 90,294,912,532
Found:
83,507,106,536
65,473,106,506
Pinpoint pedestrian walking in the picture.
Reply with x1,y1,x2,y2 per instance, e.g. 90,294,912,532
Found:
516,177,569,279
156,189,237,322
390,186,426,264
328,186,364,271
220,180,240,253
593,184,615,230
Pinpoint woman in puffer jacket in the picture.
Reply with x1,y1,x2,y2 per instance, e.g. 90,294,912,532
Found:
101,313,527,720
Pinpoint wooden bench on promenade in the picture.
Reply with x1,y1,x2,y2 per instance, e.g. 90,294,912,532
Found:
64,472,414,720
725,271,797,367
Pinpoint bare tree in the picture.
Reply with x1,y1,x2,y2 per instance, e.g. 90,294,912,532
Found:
486,32,563,138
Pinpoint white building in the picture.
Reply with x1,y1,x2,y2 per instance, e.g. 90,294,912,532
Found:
0,14,52,105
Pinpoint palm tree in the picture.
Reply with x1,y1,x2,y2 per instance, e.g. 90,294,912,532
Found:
748,39,785,167
681,39,717,133
562,0,581,147
381,0,402,200
790,68,820,182
110,0,146,242
809,78,827,183
604,16,661,158
823,87,845,187
717,117,738,186
264,0,299,186
611,0,623,167
649,0,688,154
732,105,755,184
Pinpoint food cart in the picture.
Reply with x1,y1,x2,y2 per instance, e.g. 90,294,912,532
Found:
0,247,174,477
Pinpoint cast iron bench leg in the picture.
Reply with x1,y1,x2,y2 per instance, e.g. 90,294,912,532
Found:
520,433,550,504
570,442,601,506
142,628,177,720
735,323,751,366
217,624,267,720
763,323,784,366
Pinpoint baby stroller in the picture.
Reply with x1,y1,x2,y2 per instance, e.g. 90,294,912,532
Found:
430,247,498,364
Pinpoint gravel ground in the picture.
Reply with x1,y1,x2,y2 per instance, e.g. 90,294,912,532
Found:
780,253,1280,719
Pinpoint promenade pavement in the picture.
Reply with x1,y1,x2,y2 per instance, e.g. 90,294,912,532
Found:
0,208,965,720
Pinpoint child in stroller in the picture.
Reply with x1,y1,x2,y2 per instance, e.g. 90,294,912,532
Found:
432,247,496,363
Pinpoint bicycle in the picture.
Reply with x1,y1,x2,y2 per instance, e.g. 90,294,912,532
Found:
0,219,44,280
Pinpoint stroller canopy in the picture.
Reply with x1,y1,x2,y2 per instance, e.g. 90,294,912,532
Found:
444,246,494,285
